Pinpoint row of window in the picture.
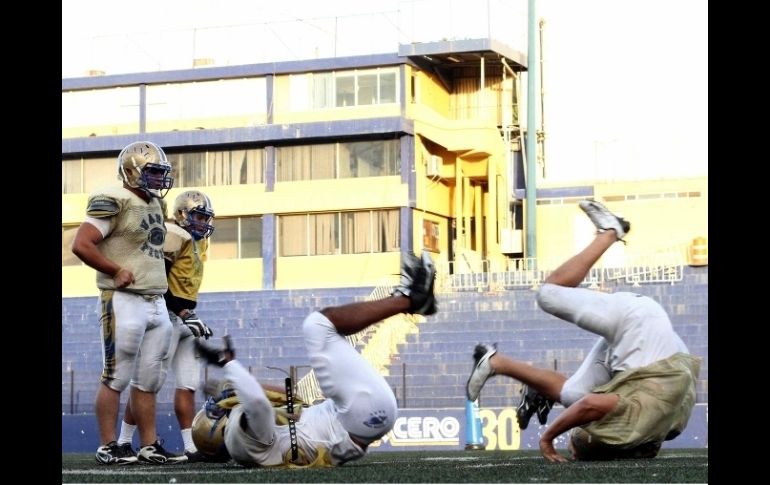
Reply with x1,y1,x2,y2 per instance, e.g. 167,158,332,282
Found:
61,140,399,194
289,68,398,110
62,68,399,136
61,209,399,265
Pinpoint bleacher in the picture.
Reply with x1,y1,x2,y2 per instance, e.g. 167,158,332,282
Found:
385,265,708,408
61,287,372,413
61,266,707,413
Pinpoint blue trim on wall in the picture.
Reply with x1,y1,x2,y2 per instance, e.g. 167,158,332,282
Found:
262,214,276,290
139,85,146,133
399,64,407,115
266,75,274,124
400,207,412,254
62,53,410,90
513,186,594,200
265,146,275,192
62,118,415,155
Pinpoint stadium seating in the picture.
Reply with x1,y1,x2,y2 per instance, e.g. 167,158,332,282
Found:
61,267,707,413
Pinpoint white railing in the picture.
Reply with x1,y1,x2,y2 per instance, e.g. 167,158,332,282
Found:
437,243,688,293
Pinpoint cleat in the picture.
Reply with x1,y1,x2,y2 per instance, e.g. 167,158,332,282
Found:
95,441,119,465
137,439,182,464
115,442,138,465
392,251,437,315
578,199,631,242
516,385,555,429
466,343,497,401
175,450,209,463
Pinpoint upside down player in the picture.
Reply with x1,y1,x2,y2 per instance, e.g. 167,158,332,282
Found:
193,252,438,467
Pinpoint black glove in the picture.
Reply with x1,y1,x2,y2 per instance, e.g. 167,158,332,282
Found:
181,311,213,339
196,335,235,367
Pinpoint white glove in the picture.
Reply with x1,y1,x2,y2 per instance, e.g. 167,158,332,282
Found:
182,311,213,339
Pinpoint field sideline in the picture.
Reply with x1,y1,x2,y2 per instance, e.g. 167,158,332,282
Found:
62,449,708,483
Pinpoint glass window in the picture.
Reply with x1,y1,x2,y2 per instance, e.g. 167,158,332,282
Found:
338,140,399,178
375,209,400,252
422,219,440,252
379,71,397,104
313,72,334,109
168,152,206,188
310,213,338,255
357,71,378,105
62,226,82,266
341,211,371,254
83,157,117,193
240,216,263,258
280,210,398,257
276,144,335,182
279,214,307,256
146,78,266,132
208,149,264,186
335,74,355,107
289,74,310,111
209,218,238,259
62,87,140,138
62,159,81,194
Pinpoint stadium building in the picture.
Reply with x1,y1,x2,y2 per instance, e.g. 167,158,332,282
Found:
62,24,707,453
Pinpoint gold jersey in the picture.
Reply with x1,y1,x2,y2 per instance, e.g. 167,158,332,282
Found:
164,223,208,302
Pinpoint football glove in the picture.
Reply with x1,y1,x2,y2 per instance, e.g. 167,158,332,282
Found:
182,311,213,339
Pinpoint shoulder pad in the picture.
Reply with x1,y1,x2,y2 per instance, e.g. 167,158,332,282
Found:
86,196,120,218
164,223,190,254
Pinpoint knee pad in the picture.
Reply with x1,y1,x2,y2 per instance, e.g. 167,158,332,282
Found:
102,375,130,392
338,390,397,443
559,382,588,408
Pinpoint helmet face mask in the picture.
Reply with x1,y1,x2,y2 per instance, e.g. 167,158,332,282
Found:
118,141,174,198
174,190,215,240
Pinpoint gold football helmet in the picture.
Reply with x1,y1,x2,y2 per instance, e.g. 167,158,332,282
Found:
191,405,230,461
117,141,173,198
173,190,215,240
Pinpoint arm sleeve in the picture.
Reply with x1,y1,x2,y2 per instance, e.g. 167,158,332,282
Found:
164,289,197,315
83,216,112,238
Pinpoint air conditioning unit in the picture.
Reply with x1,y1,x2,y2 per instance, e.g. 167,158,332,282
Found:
427,155,442,177
500,228,523,255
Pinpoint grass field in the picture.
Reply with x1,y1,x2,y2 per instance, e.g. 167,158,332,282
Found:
62,448,708,483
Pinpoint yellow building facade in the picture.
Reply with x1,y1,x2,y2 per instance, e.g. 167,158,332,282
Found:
62,40,707,297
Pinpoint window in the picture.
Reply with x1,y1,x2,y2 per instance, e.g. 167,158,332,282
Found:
62,87,140,138
83,157,117,193
276,144,336,182
62,159,81,194
422,219,440,252
357,71,378,106
145,78,267,132
279,210,399,256
313,73,334,109
61,226,82,266
62,156,118,194
240,217,263,258
62,148,264,195
207,149,264,186
335,74,355,107
208,216,263,260
277,140,399,182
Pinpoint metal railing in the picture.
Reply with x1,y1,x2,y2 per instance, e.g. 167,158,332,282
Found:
437,243,687,293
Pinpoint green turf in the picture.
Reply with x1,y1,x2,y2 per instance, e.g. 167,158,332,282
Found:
62,449,707,483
